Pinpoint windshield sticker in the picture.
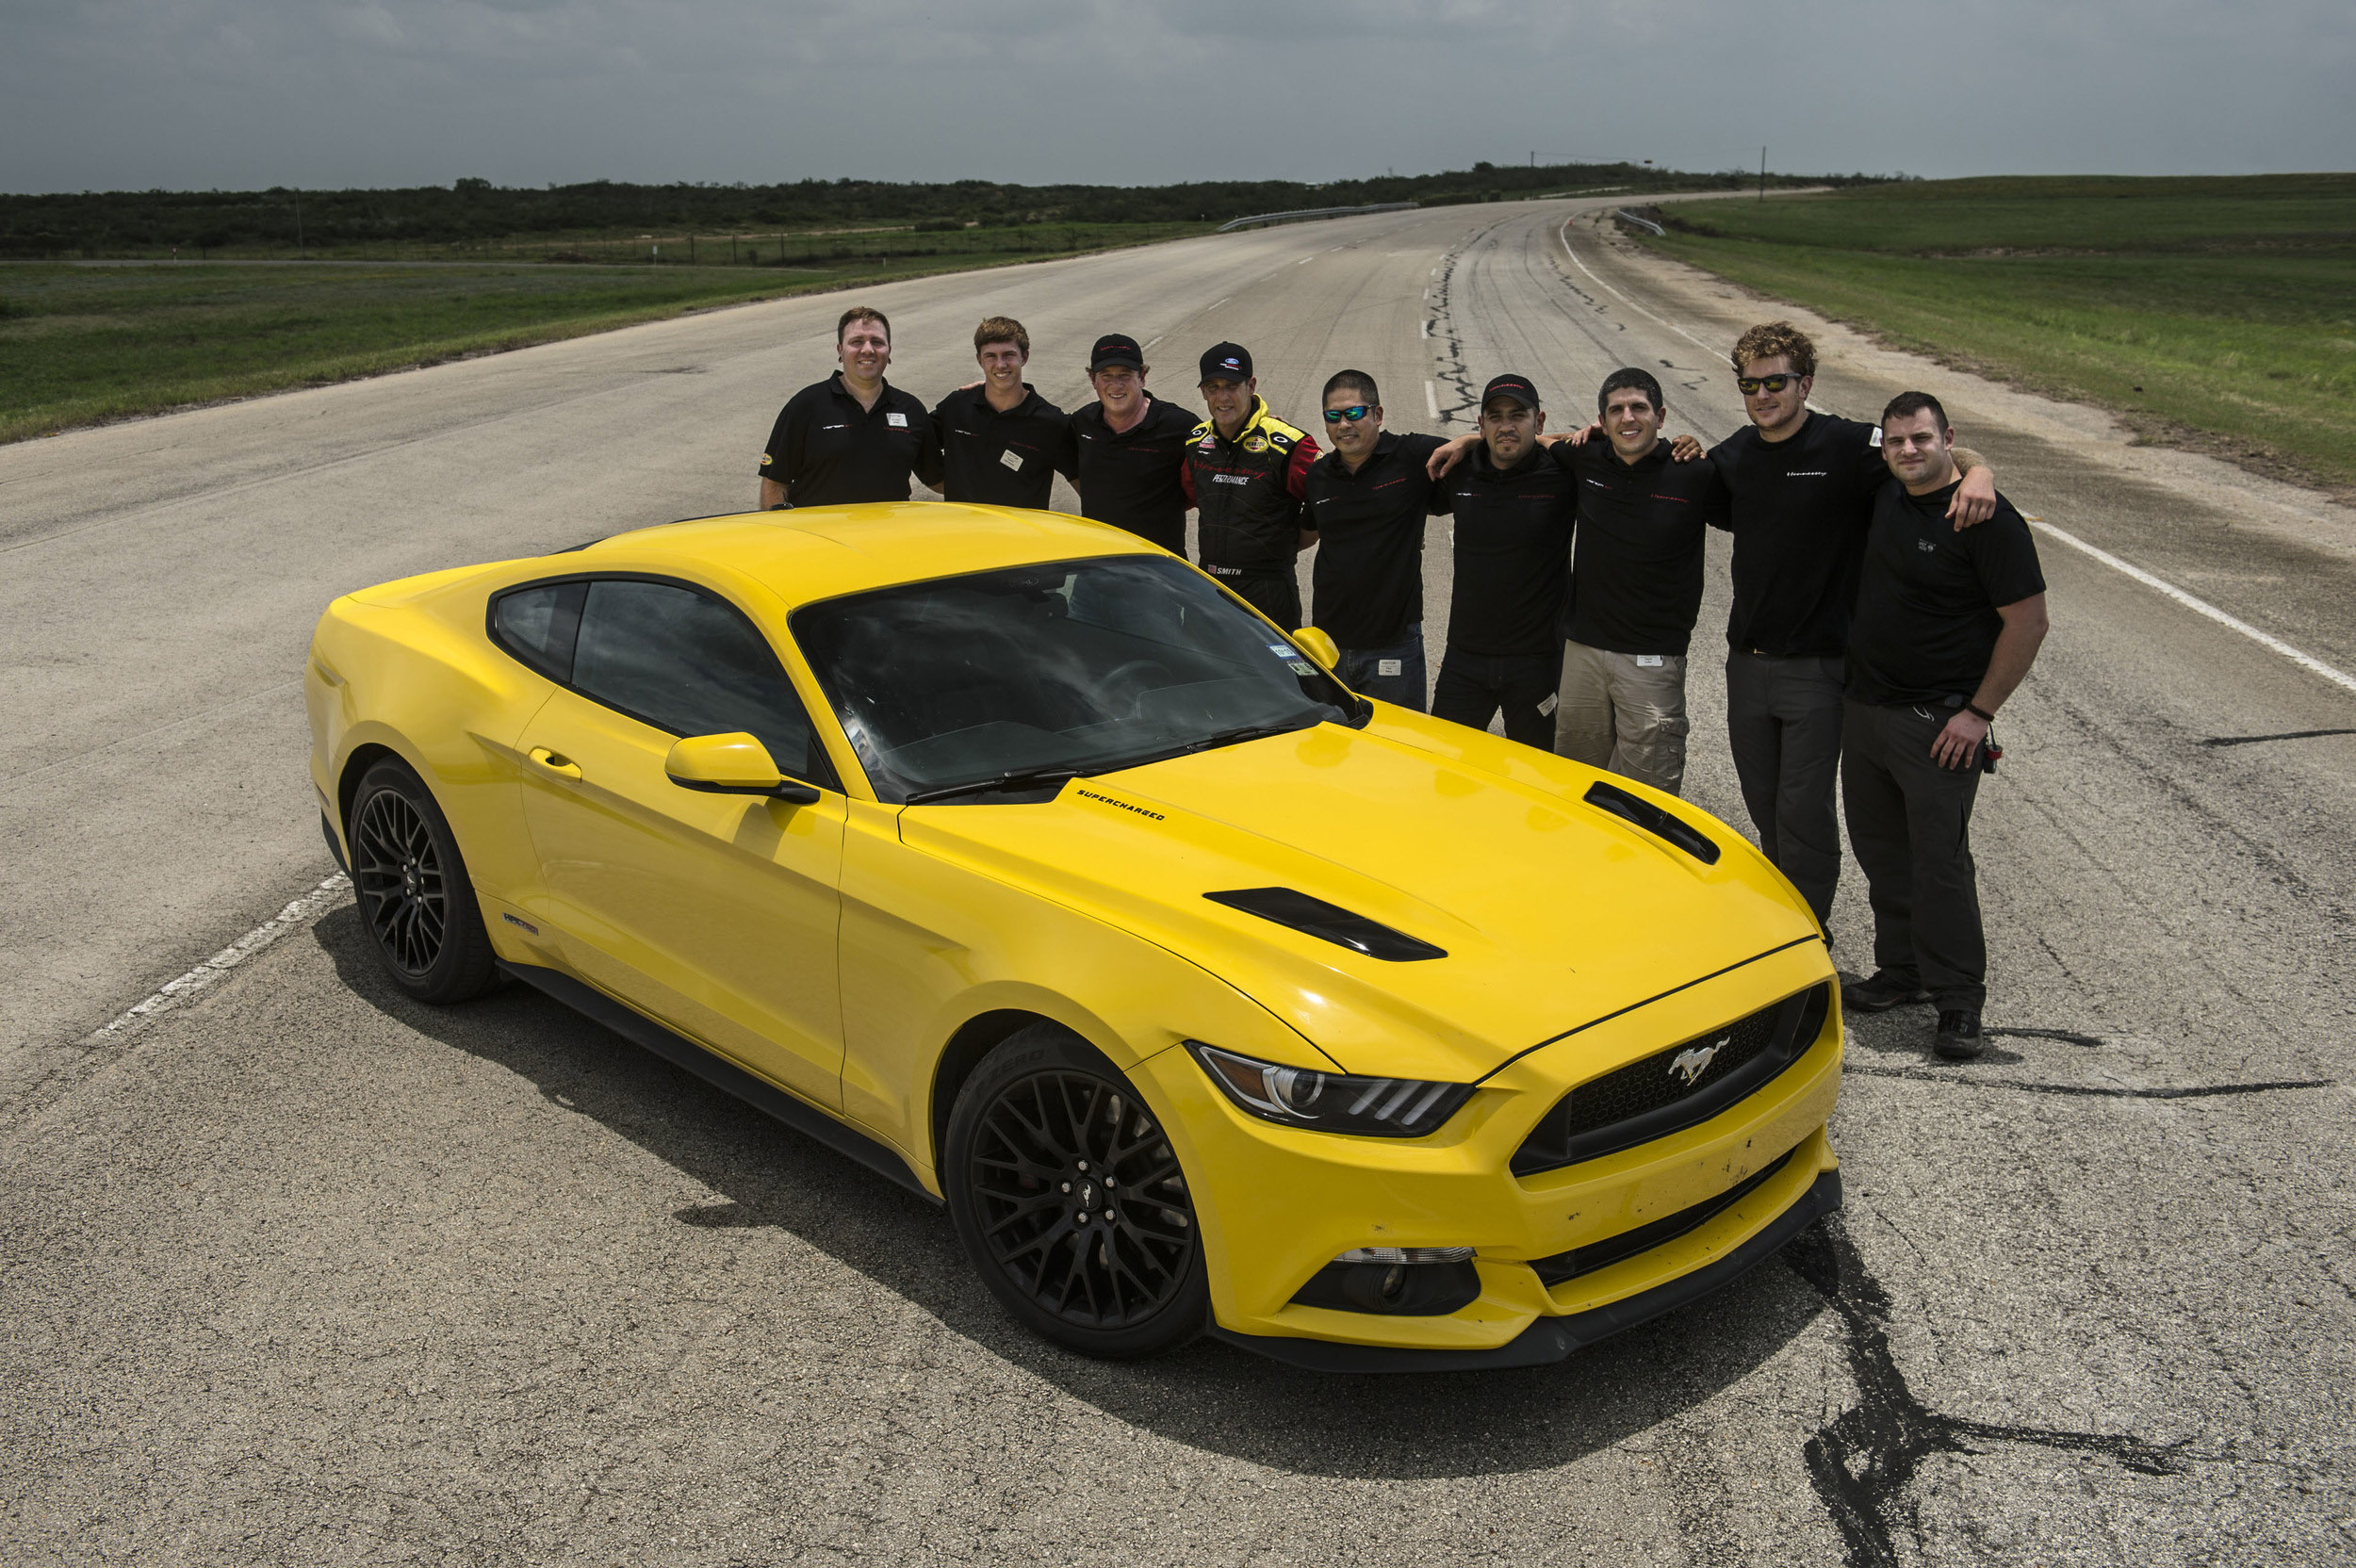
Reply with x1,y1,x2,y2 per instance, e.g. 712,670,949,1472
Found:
1267,645,1293,657
1287,661,1317,677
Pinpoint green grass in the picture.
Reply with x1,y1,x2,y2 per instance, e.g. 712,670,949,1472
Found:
0,223,1208,444
1640,175,2356,491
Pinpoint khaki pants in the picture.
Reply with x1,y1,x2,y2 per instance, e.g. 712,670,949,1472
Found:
1555,641,1691,795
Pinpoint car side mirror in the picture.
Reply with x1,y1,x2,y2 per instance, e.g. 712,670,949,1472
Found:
1291,626,1342,673
665,732,822,804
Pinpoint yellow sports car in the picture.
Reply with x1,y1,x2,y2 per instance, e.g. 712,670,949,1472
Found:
307,503,1841,1370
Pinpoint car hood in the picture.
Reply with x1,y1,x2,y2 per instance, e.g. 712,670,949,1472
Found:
895,718,1820,1082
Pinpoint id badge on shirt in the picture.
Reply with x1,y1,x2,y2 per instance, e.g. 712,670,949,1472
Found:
999,449,1024,472
886,412,908,429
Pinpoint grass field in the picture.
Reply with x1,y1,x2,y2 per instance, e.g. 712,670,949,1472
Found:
0,222,1206,445
1638,175,2356,492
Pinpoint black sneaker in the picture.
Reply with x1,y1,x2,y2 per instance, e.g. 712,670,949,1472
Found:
1934,1010,1985,1060
1844,970,1932,1013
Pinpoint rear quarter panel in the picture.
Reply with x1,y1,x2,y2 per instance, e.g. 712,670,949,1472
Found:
307,576,554,903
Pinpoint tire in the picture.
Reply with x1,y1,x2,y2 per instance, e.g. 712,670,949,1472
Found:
346,757,500,1004
944,1023,1209,1360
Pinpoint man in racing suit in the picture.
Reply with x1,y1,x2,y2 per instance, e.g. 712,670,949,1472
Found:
1181,341,1319,629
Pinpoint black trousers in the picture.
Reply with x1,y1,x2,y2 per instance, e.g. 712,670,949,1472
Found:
1204,564,1301,631
1726,652,1846,925
1841,699,1988,1011
1432,649,1559,748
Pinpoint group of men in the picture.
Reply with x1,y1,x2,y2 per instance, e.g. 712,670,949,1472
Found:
755,306,2050,1060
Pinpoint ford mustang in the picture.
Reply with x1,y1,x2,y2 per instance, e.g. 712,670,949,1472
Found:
306,502,1842,1370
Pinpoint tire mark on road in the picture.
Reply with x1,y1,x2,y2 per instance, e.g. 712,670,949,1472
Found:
2199,727,2356,747
1844,1062,2333,1100
1785,1218,2189,1567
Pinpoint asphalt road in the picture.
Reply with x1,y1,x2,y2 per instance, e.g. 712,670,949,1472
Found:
4,195,2353,1566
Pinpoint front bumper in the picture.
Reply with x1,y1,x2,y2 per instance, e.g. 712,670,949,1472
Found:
1211,1165,1841,1372
1134,939,1842,1359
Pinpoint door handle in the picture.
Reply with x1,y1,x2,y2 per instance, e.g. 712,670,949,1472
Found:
528,746,582,781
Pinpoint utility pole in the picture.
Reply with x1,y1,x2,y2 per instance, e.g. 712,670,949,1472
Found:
295,188,304,255
1759,148,1767,203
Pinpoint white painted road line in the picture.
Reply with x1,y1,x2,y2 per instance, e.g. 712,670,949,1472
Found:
90,872,352,1042
1558,215,1725,359
1426,380,1440,421
2025,516,2356,697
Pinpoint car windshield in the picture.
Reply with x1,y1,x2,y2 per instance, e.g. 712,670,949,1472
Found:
791,555,1364,804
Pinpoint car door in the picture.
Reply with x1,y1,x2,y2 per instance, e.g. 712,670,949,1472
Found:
510,575,847,1107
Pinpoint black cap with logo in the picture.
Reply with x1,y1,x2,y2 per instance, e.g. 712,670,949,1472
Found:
1088,334,1145,371
1199,342,1253,384
1481,373,1541,411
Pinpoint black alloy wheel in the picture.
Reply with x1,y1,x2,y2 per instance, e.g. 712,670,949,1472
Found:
347,759,499,1004
946,1024,1208,1359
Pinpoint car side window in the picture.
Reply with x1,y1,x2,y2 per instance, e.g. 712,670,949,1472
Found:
570,579,828,786
490,581,586,682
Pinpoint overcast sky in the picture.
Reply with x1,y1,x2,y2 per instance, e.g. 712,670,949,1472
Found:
4,0,2349,193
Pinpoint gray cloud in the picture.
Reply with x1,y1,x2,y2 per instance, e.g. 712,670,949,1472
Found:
2,0,2348,191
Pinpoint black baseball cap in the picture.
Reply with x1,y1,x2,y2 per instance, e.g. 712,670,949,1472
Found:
1199,342,1253,384
1088,334,1144,371
1482,374,1541,411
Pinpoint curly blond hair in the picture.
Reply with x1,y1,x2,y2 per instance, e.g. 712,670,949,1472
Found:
1730,321,1816,379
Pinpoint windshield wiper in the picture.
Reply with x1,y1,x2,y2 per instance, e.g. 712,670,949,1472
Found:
1099,715,1326,774
901,766,1088,806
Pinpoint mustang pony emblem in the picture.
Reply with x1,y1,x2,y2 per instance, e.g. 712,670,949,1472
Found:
1668,1038,1726,1086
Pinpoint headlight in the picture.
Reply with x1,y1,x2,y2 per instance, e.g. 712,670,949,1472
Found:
1186,1042,1474,1137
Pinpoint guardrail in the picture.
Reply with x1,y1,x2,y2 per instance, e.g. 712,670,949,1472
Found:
1216,203,1418,234
1612,208,1666,236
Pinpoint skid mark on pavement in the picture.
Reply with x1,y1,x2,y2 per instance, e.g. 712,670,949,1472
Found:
1785,1218,2188,1567
1845,1062,2333,1101
2199,727,2356,747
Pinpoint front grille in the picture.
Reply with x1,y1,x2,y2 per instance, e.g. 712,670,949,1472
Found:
1511,982,1831,1176
1530,1148,1796,1286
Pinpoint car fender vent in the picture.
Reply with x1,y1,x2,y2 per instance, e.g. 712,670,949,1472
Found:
1583,780,1721,864
1203,888,1446,962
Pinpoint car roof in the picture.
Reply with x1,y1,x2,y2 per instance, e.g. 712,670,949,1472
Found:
567,503,1164,609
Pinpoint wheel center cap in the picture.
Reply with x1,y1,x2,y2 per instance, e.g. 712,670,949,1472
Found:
1075,1179,1099,1211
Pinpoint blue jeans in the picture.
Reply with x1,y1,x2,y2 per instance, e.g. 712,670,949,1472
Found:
1337,625,1428,711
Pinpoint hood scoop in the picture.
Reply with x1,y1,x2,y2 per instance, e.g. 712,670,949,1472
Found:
1204,888,1447,962
1583,780,1722,865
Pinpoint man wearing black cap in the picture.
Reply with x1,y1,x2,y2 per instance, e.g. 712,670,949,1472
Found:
1184,342,1319,629
927,315,1078,509
1067,334,1200,551
757,305,942,508
1430,375,1576,747
1302,369,1452,710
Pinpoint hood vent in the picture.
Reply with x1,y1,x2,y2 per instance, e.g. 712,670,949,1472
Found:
1203,888,1446,962
1582,780,1721,865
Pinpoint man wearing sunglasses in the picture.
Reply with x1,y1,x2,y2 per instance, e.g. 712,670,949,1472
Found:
1183,342,1320,629
1709,321,1996,928
1301,370,1454,710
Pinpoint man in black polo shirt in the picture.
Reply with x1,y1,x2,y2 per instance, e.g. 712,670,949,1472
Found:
1550,368,1730,795
757,305,942,508
1184,342,1319,629
1709,320,1996,925
927,315,1076,509
1841,392,2048,1060
1431,374,1575,747
1302,369,1452,710
1067,334,1199,552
